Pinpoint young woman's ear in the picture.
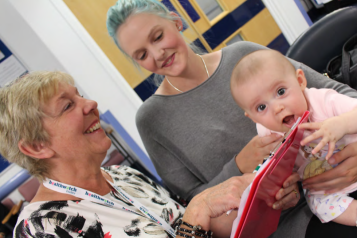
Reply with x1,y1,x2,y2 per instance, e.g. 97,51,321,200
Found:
296,69,307,90
18,140,54,159
169,12,183,31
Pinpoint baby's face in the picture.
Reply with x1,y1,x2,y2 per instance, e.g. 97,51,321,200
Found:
232,67,308,133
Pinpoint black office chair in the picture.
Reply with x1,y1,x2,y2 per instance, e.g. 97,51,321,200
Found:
286,6,357,73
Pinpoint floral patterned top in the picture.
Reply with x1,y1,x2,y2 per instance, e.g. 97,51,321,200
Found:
14,165,185,238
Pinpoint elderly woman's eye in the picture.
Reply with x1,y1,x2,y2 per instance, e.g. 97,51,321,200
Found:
257,104,266,112
64,102,72,111
277,88,286,96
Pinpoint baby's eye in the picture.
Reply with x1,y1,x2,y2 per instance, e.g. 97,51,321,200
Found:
277,88,286,96
257,104,266,112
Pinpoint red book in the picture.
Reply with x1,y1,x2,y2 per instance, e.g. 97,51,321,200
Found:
233,111,310,238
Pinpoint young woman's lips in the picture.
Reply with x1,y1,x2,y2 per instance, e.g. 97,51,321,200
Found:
162,54,175,68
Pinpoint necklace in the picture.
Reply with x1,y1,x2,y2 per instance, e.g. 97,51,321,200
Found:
166,54,210,93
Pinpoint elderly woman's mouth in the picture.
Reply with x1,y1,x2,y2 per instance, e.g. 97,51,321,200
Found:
85,122,101,134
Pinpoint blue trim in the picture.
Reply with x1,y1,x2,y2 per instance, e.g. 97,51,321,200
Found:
161,0,175,11
202,0,265,49
134,74,158,101
161,0,188,31
0,169,31,201
178,0,200,22
192,38,208,53
0,154,10,173
293,0,313,26
100,110,161,181
0,39,13,64
267,33,290,55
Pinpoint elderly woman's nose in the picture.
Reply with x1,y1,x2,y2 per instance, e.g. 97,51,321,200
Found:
83,98,98,114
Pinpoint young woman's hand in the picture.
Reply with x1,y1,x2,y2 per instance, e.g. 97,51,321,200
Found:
303,141,357,193
235,134,282,173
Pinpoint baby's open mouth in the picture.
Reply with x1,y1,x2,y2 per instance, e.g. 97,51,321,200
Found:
282,115,295,128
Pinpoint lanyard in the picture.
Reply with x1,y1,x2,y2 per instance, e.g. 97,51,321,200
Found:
43,178,176,237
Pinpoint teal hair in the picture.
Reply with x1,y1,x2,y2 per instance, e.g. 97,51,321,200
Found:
107,0,178,55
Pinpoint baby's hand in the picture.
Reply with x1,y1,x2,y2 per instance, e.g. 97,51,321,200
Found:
299,117,347,160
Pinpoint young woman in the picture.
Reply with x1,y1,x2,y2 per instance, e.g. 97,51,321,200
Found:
107,1,357,237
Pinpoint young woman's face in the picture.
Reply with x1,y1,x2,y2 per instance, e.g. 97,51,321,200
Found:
117,13,189,77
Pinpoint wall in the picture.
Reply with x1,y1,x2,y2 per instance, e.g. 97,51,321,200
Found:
0,0,148,183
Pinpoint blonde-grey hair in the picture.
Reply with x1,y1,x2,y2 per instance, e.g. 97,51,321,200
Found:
0,71,74,180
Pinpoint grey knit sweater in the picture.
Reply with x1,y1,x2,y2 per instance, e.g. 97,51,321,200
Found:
136,41,357,238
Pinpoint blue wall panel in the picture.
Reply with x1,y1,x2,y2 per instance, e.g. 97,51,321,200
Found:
0,39,13,64
178,0,200,22
202,0,265,49
267,33,290,55
134,74,158,101
0,154,10,173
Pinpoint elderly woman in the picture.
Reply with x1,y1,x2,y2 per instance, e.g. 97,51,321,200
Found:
0,71,296,238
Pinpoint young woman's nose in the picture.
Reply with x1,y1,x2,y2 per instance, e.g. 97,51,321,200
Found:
152,45,165,61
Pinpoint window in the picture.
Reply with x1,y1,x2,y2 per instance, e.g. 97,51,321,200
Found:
195,0,223,21
226,33,244,46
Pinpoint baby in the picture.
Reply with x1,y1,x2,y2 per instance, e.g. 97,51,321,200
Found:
230,49,357,226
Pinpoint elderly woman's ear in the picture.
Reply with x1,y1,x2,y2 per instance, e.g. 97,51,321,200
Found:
18,140,54,159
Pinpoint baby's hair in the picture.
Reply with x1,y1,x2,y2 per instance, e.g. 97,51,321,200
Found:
231,49,296,88
230,49,296,108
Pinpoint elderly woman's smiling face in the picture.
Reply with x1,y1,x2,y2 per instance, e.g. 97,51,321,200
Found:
41,83,112,161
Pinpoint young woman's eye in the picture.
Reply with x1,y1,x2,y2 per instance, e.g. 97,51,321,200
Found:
277,88,286,96
257,104,266,112
155,32,163,41
139,51,147,60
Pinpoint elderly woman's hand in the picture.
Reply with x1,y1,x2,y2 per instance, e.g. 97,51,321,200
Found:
182,174,255,232
236,134,282,173
272,172,300,210
302,141,357,193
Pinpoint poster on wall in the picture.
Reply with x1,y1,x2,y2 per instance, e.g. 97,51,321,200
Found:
0,38,28,87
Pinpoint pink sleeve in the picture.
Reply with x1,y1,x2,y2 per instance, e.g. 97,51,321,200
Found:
256,123,272,137
317,89,357,117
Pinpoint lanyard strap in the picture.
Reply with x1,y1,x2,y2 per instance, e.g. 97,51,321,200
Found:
43,178,176,237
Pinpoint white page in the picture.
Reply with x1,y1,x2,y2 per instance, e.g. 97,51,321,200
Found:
230,158,272,238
